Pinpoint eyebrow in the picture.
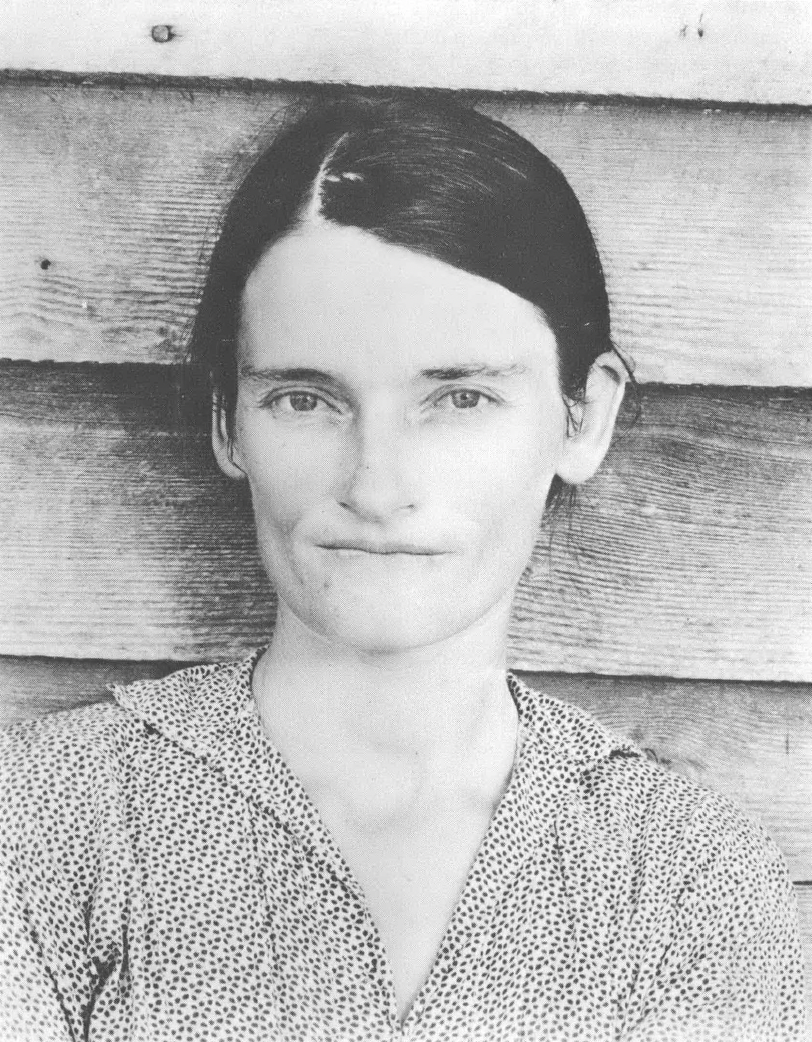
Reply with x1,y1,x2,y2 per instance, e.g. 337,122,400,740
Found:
419,363,529,381
239,365,342,387
239,363,530,386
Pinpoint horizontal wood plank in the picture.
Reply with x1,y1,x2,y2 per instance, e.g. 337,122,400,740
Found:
2,657,810,882
1,79,811,384
1,1,810,104
0,364,810,679
0,657,169,722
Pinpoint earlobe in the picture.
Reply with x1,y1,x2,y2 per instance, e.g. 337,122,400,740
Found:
211,398,247,481
555,352,627,486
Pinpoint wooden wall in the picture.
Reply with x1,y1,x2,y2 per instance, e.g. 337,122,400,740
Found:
4,0,810,103
1,0,810,1012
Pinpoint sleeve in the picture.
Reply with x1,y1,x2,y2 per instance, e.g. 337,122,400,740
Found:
0,847,77,1042
0,719,110,1042
623,793,809,1042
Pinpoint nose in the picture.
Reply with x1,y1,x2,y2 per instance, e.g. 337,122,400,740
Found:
338,409,417,521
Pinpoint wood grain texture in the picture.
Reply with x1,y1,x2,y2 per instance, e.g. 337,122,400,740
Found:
2,655,810,882
0,656,168,722
1,1,810,103
516,672,812,883
1,78,810,384
0,364,810,678
512,384,812,680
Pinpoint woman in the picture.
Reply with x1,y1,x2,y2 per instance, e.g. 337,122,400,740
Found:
0,96,806,1041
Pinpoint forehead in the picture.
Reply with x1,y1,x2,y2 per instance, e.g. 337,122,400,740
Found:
239,224,557,378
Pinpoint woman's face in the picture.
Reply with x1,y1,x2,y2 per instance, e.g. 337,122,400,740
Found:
225,224,568,655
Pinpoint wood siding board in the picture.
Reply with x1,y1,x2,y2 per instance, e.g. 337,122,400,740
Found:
1,78,811,383
1,1,810,104
0,364,810,678
0,656,167,721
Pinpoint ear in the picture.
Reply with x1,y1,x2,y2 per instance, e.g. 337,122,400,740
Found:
211,396,246,481
556,352,627,486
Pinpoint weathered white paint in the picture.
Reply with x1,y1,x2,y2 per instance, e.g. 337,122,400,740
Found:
2,0,810,104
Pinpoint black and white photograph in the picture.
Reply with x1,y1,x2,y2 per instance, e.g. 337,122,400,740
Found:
0,2,810,1039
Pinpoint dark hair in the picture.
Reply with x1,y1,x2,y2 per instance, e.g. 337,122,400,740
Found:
187,94,633,501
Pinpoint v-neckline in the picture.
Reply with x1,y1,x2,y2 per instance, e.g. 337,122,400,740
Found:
113,653,634,1030
244,664,555,1030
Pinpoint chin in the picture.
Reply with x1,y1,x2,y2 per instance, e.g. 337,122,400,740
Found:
271,551,515,656
304,591,479,657
323,609,452,656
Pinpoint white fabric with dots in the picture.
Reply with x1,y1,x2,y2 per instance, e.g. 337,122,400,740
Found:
0,652,807,1041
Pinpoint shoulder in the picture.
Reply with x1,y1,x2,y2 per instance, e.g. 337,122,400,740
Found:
0,658,250,848
0,700,139,804
512,674,786,879
515,680,805,1000
1,656,250,767
110,655,257,740
0,701,143,906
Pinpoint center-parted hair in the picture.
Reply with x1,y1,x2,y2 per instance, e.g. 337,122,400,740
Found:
188,94,629,452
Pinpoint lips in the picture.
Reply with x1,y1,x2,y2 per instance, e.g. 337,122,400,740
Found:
317,539,445,556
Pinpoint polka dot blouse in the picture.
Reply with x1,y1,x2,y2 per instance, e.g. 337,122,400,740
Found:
0,652,807,1041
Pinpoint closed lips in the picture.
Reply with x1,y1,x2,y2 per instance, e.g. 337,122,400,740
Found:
318,542,444,555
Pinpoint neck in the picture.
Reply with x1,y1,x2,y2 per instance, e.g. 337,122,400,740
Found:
252,601,518,808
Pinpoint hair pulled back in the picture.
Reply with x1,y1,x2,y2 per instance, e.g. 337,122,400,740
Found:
188,94,628,451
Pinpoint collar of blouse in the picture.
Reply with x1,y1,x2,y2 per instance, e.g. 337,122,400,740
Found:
113,650,639,899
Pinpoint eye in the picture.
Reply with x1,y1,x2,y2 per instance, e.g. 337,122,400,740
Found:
437,388,493,411
285,392,320,412
264,391,331,414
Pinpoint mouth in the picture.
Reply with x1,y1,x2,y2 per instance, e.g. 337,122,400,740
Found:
317,541,446,557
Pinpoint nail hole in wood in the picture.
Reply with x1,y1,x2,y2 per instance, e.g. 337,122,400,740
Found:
39,259,51,271
151,24,175,44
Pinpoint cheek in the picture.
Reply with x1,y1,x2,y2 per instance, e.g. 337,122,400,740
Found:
440,420,559,530
235,423,336,533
